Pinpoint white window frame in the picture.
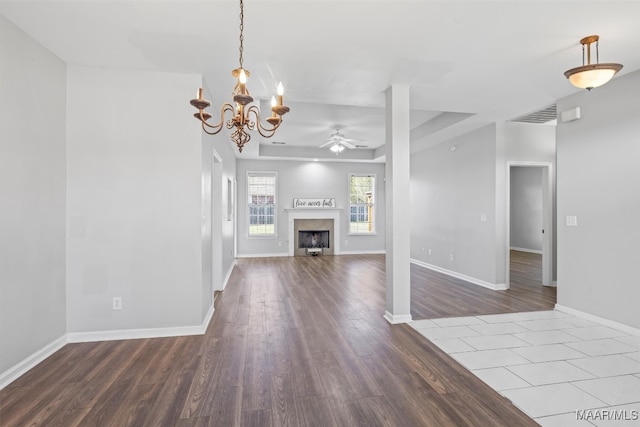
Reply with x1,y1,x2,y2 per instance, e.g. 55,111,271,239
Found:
247,171,278,238
348,173,376,235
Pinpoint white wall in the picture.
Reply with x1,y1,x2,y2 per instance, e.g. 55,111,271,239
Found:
0,17,67,373
236,159,386,256
66,66,206,332
510,167,543,252
556,70,640,329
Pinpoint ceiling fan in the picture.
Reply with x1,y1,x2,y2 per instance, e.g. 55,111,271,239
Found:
319,128,368,154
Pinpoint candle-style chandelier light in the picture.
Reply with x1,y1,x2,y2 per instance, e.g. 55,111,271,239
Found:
189,0,290,152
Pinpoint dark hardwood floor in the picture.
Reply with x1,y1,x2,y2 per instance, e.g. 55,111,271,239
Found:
0,254,550,426
411,250,556,319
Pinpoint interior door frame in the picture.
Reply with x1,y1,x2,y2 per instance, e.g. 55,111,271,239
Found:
211,149,224,291
506,161,554,288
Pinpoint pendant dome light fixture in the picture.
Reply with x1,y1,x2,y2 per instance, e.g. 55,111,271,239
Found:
189,0,290,152
564,35,623,91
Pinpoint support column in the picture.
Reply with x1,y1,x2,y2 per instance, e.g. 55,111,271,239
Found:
384,85,412,324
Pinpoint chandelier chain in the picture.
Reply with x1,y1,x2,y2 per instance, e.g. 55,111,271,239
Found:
238,0,244,69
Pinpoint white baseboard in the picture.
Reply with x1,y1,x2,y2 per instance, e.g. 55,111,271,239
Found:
383,311,413,324
411,258,508,291
510,247,543,255
67,303,216,343
1,305,217,390
219,260,237,291
237,251,385,258
339,250,386,255
555,304,640,337
0,334,67,390
236,252,289,258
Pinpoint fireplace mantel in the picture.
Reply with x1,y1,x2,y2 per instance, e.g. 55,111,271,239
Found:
285,208,342,256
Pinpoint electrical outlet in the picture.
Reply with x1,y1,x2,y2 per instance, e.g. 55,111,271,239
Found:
480,213,487,222
428,249,432,256
278,240,282,247
113,297,122,310
449,253,454,262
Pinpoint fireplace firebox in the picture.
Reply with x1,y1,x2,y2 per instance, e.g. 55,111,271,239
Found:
298,230,330,249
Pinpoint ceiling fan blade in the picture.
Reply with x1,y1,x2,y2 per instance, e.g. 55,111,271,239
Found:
319,141,335,148
341,140,357,149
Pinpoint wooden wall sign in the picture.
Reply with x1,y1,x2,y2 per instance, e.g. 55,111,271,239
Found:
293,198,336,208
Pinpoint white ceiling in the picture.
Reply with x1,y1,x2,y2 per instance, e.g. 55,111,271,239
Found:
2,0,639,161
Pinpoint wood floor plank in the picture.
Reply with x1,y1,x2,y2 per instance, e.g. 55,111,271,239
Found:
241,333,272,411
174,415,212,427
241,409,272,427
295,395,339,427
108,383,164,427
270,374,303,427
195,386,243,426
179,336,223,419
1,254,550,426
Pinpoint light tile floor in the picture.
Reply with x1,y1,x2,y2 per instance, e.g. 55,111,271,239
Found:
409,310,640,426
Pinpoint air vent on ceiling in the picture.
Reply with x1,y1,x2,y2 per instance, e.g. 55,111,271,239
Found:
511,104,557,124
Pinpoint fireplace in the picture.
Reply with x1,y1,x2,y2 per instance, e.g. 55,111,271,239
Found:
292,218,335,256
286,207,341,256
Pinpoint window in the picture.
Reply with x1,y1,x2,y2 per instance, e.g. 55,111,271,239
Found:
349,173,375,234
247,172,277,237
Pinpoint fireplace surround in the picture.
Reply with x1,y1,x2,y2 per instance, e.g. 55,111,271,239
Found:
285,208,341,256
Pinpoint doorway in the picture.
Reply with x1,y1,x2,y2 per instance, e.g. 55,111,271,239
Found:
506,162,554,288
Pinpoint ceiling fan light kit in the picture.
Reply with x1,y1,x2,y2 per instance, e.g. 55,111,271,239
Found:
564,35,623,91
330,143,345,154
319,128,367,155
189,0,290,152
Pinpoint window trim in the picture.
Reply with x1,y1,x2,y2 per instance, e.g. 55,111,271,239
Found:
348,172,377,236
246,171,278,238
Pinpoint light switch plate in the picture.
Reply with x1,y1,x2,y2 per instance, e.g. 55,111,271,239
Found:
566,216,578,227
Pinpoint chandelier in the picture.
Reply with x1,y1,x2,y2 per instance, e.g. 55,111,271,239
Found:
564,35,623,91
189,0,290,152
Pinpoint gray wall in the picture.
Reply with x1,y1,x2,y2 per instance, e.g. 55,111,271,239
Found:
201,129,237,306
236,159,386,256
410,122,555,286
410,125,499,283
66,65,206,332
0,15,237,381
497,122,556,283
0,17,67,373
556,70,640,329
510,167,543,252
